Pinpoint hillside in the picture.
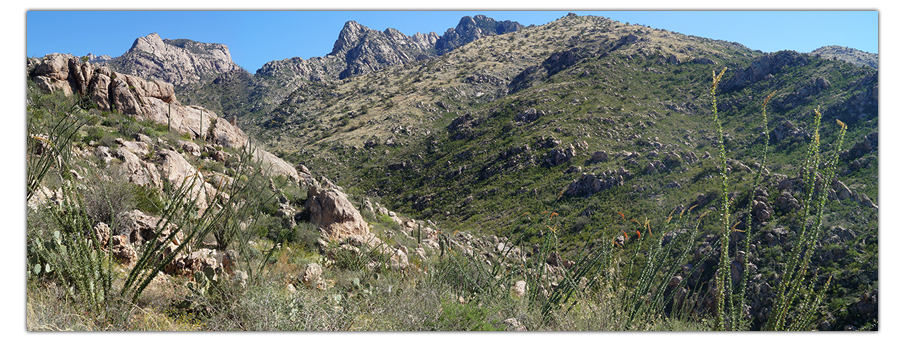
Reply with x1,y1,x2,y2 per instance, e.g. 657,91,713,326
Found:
26,13,878,331
810,45,878,69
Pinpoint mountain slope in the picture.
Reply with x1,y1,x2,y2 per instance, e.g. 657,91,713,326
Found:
55,13,878,331
237,14,878,330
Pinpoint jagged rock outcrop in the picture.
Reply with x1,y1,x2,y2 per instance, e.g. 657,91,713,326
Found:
719,51,811,92
258,14,521,84
331,21,439,79
434,15,524,54
257,21,439,83
105,33,244,87
28,53,302,184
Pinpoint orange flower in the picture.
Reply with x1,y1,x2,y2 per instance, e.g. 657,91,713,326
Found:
636,229,642,239
621,230,629,240
618,211,626,221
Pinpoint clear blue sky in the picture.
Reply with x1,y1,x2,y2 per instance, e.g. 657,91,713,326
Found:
26,11,877,73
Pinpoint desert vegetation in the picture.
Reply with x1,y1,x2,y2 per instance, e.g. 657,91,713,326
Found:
26,14,877,331
26,65,872,330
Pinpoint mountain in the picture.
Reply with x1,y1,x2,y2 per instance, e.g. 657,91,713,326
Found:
105,33,245,86
97,15,526,132
434,14,526,54
236,14,877,330
27,13,878,331
810,45,878,69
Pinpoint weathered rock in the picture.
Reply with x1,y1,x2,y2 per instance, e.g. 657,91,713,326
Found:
117,209,176,245
210,117,249,149
306,182,380,247
591,150,609,162
119,140,150,157
545,143,576,166
110,235,137,266
93,222,111,249
299,263,326,290
515,108,545,123
178,140,202,157
503,317,527,331
158,149,217,213
165,249,220,277
117,147,163,188
775,191,801,214
111,33,243,87
252,147,303,185
94,146,115,164
390,247,409,271
511,280,527,298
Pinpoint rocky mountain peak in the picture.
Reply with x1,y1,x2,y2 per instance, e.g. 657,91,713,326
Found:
434,15,524,54
128,33,167,55
105,33,243,87
332,21,370,55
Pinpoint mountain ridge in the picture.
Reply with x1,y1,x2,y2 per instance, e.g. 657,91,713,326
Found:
27,13,879,331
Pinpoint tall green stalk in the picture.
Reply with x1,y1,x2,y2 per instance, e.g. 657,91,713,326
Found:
732,89,777,329
709,68,734,330
764,109,846,331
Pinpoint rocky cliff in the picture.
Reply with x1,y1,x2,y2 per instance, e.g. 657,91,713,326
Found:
104,33,246,87
28,53,303,186
257,15,523,82
434,14,525,54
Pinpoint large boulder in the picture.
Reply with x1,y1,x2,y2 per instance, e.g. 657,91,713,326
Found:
164,248,221,277
298,263,326,290
305,182,379,247
117,209,182,246
110,235,138,266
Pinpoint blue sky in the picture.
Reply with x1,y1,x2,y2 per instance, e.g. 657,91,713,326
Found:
26,10,878,73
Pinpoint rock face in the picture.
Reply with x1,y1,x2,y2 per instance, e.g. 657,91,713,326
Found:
720,51,811,92
330,21,440,79
434,15,524,54
28,53,302,184
105,33,244,87
258,15,521,83
158,149,218,213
